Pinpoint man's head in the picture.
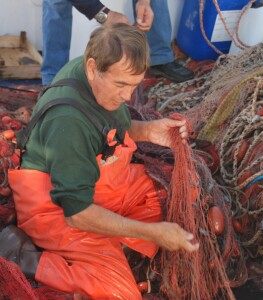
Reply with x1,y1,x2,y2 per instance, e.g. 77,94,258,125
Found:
83,23,150,111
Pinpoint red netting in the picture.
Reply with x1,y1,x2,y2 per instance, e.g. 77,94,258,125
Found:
0,256,39,299
144,44,263,293
159,114,235,300
0,257,74,300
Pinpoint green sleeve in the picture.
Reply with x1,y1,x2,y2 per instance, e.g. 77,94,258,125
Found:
39,113,101,217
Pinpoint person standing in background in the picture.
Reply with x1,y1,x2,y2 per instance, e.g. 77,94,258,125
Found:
133,0,194,82
41,0,193,86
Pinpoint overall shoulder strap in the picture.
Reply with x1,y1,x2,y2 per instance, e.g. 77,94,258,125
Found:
38,78,89,100
17,98,107,152
39,78,125,142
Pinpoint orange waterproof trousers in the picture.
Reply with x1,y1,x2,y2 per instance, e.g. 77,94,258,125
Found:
8,133,163,299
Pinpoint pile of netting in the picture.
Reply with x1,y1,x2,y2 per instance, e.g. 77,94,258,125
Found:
130,107,247,299
162,114,236,299
142,43,263,296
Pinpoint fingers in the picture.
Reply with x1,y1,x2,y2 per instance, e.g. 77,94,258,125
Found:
135,5,153,32
185,241,200,252
157,223,199,253
179,125,188,143
135,22,151,32
170,224,199,253
183,233,200,252
166,119,188,140
167,118,186,128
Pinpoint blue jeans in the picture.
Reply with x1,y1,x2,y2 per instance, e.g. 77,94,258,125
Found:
133,0,174,66
41,0,72,85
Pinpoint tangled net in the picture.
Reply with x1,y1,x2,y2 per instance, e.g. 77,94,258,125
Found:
219,77,263,260
160,114,235,300
144,43,263,295
0,257,73,299
130,108,247,299
149,44,263,139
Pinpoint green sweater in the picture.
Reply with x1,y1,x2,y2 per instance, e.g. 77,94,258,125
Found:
22,56,131,217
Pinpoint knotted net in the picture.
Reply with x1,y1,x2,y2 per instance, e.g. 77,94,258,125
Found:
159,114,235,300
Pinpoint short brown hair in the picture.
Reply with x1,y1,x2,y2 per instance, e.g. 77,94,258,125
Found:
83,23,150,75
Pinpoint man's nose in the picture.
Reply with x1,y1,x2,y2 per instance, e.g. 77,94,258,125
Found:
120,86,134,101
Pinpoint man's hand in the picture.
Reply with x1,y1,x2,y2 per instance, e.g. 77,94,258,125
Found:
147,118,188,147
151,222,199,252
105,11,131,26
129,118,188,147
134,0,154,31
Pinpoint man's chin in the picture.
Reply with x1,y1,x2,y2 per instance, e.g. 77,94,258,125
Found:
105,103,123,111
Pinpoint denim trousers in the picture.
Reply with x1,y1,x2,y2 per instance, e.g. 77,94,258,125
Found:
132,0,174,66
41,0,174,85
41,0,73,85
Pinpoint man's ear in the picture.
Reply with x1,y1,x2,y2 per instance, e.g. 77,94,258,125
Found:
86,58,97,81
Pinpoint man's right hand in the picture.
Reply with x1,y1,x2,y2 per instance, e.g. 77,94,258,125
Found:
150,222,199,253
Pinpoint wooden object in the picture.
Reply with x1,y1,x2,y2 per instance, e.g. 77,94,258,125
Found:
0,31,42,80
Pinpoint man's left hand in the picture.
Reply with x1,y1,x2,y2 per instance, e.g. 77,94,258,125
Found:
134,0,154,32
146,118,188,147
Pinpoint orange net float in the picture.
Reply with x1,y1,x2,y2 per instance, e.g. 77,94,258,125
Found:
208,205,225,235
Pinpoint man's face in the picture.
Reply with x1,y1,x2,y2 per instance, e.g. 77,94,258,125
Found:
86,56,145,111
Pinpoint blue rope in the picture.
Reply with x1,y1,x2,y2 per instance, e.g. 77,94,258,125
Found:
245,174,263,190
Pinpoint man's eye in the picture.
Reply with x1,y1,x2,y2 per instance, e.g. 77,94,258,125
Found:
116,84,124,88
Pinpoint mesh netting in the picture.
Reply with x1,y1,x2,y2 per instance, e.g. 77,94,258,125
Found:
159,117,237,299
144,43,263,294
0,256,74,300
0,257,39,299
149,44,263,146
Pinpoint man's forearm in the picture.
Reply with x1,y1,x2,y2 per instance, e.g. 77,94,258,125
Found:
66,203,199,252
66,203,155,241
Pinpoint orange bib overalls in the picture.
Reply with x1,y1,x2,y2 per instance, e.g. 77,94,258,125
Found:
8,132,164,299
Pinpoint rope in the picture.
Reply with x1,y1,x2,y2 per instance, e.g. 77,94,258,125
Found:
198,68,263,143
199,0,255,55
245,175,263,189
219,76,263,188
242,228,263,246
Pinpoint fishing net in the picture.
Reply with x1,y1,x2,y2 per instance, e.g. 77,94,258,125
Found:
0,256,74,299
130,109,247,299
150,44,263,146
218,77,263,263
0,256,38,300
136,116,240,299
144,43,263,294
160,115,235,300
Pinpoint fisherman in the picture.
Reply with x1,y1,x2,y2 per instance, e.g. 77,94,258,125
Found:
3,23,199,299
